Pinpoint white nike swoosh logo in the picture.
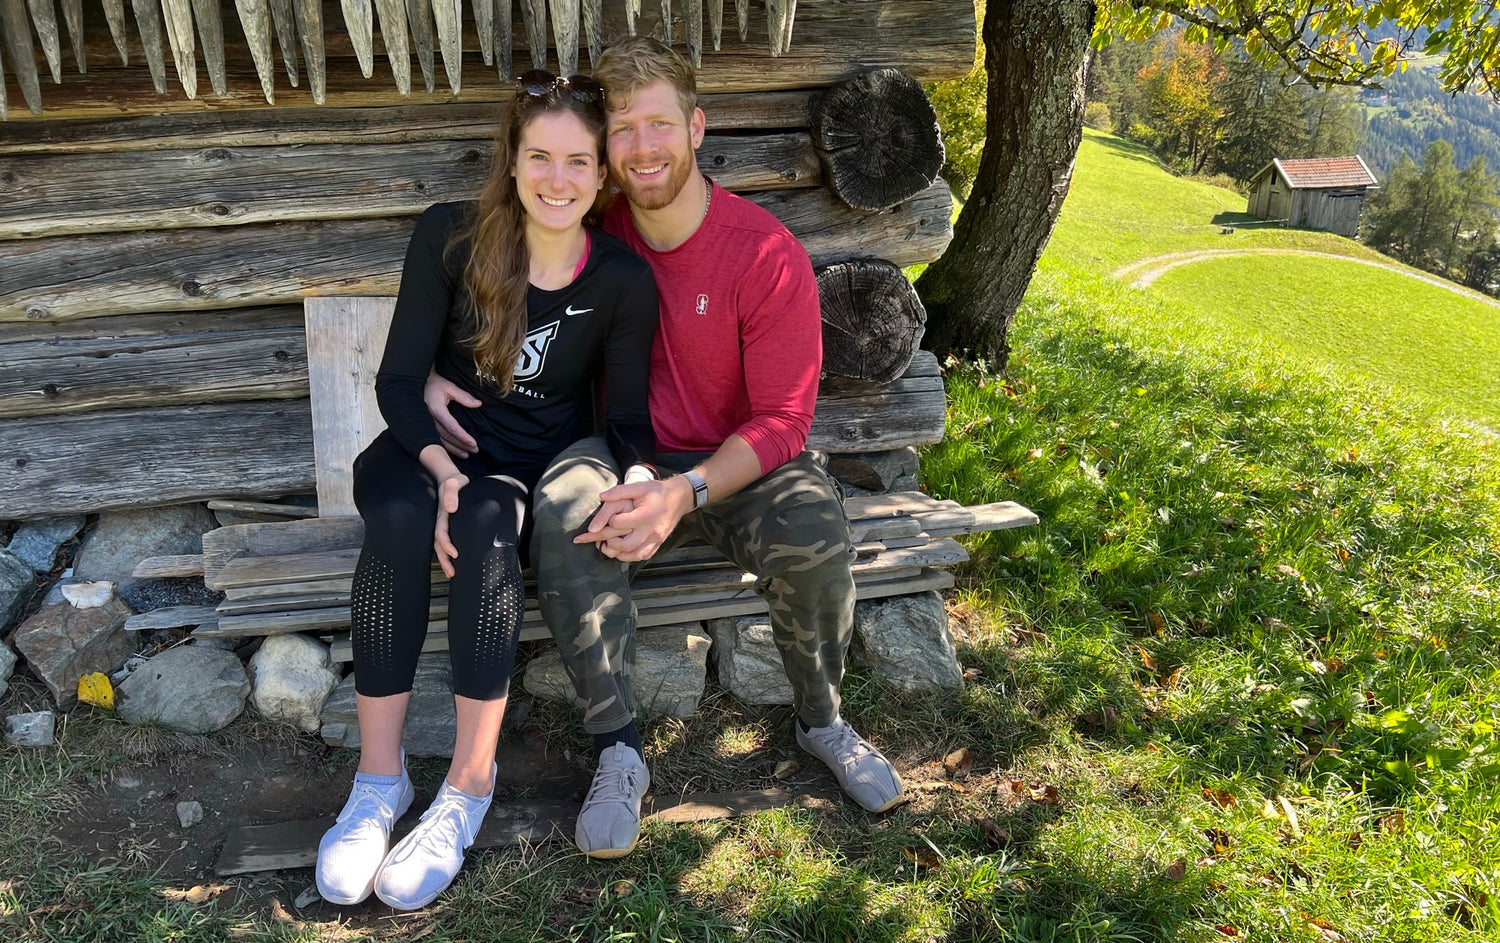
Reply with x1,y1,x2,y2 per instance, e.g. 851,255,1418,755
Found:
565,305,593,316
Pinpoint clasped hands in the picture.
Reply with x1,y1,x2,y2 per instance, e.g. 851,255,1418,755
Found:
423,372,686,564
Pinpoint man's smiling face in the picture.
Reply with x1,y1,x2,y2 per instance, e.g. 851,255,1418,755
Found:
605,79,705,211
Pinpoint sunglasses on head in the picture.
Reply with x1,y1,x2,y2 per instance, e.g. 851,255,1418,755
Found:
517,70,604,104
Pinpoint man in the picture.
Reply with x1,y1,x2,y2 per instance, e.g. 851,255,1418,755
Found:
428,36,903,859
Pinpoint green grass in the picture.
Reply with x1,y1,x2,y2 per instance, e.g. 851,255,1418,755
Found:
1148,254,1500,427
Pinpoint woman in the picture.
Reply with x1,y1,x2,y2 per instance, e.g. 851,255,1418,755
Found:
315,72,659,911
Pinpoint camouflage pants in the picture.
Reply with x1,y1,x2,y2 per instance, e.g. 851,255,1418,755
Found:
528,435,857,733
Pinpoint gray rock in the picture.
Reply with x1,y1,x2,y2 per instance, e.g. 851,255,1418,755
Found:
176,800,204,828
526,623,712,719
707,615,795,706
827,448,921,494
249,634,342,734
13,599,135,709
320,654,456,756
0,551,36,631
72,505,215,585
6,710,56,747
851,591,963,693
6,515,86,573
116,647,250,734
0,642,16,700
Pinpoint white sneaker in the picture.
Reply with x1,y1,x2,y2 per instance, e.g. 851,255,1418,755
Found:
316,772,416,905
797,717,904,813
373,775,493,911
575,743,650,859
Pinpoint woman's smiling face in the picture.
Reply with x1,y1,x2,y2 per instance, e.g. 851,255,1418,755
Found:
513,109,607,234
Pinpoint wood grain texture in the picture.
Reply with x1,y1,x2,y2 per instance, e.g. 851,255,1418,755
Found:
24,0,63,83
0,0,973,120
129,0,170,93
0,133,820,239
131,553,207,577
191,0,230,95
1,0,42,114
304,297,393,517
233,0,279,102
2,181,949,322
0,400,315,519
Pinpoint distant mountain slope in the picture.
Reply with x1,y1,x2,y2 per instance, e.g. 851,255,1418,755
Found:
1361,66,1500,175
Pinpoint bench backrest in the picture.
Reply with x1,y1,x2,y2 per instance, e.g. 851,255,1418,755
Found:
305,297,396,517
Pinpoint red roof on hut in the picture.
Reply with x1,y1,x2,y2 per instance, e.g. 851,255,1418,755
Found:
1267,156,1378,189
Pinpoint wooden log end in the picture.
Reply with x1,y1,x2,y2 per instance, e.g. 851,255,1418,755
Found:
810,68,944,212
816,258,926,385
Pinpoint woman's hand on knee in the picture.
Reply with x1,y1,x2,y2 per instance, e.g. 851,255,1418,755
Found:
433,472,470,578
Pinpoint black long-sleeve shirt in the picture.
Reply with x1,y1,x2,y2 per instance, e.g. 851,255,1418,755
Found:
375,202,659,486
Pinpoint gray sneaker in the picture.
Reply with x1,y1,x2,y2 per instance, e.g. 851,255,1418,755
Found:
797,717,904,813
575,743,650,859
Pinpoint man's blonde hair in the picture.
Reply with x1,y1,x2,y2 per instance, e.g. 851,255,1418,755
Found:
593,36,698,118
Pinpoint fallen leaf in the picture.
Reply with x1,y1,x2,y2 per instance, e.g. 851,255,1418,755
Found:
1275,563,1301,578
751,847,785,860
612,880,635,898
962,667,983,682
1026,447,1045,461
1029,783,1060,805
943,747,974,779
999,778,1029,801
1288,860,1314,884
1252,871,1282,888
161,884,229,905
914,780,966,793
1334,547,1351,563
1161,666,1184,690
1215,925,1239,937
1204,828,1233,855
1202,787,1238,809
1345,832,1363,850
902,846,943,868
772,760,800,781
1054,441,1070,456
1165,858,1187,882
1303,914,1347,942
1147,612,1166,635
76,672,114,710
1278,796,1302,837
1135,645,1158,672
1379,810,1407,834
976,817,1013,849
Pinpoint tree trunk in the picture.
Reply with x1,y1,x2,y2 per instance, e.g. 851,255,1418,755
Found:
914,0,1096,370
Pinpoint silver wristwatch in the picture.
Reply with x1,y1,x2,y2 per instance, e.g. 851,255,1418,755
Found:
682,469,709,508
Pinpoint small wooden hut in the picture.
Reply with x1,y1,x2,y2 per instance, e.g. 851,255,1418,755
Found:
1245,156,1378,237
0,0,975,522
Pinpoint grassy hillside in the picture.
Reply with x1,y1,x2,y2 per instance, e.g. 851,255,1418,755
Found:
1048,130,1500,428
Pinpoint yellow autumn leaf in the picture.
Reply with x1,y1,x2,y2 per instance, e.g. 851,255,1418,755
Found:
77,672,115,710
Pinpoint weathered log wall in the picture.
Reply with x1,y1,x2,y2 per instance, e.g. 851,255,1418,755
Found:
0,0,974,520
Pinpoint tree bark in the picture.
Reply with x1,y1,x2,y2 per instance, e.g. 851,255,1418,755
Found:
914,0,1096,369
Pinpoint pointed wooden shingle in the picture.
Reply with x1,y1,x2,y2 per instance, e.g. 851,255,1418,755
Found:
25,0,63,82
429,0,461,93
101,0,129,63
404,0,435,92
658,0,670,45
548,0,576,76
339,0,374,77
625,0,638,36
0,29,8,119
581,0,599,65
708,0,720,51
1,0,41,113
472,0,492,66
266,0,299,85
160,0,199,98
290,0,325,103
372,0,410,94
233,0,277,102
735,0,746,41
129,0,169,92
765,0,787,56
519,0,545,70
60,0,83,71
191,0,228,95
684,0,700,65
494,0,510,79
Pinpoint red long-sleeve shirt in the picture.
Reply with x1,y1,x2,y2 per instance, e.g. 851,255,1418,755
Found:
603,180,821,474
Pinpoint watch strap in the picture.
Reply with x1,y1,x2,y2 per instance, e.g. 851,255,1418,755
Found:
682,469,709,508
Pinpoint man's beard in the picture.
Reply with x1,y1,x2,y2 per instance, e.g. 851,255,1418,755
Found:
616,156,693,211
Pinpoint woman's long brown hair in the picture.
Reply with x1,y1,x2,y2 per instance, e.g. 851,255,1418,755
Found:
455,88,609,392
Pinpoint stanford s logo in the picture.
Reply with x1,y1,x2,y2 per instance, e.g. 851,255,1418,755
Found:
696,294,709,315
513,321,560,382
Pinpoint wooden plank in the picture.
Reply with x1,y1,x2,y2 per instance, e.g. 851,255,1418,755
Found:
191,0,230,96
325,566,953,661
3,0,973,120
0,0,42,116
24,0,63,84
215,788,790,875
3,182,947,322
304,297,393,518
0,133,820,239
203,514,366,586
0,401,315,521
131,554,206,578
0,319,307,419
207,498,319,518
124,605,221,631
923,501,1039,536
233,0,279,103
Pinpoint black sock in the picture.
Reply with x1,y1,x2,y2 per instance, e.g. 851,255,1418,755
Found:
797,718,812,734
593,721,642,760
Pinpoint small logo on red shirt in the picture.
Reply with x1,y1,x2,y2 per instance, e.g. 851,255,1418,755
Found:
696,294,709,316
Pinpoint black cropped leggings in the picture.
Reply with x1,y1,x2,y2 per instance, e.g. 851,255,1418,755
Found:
350,432,529,701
